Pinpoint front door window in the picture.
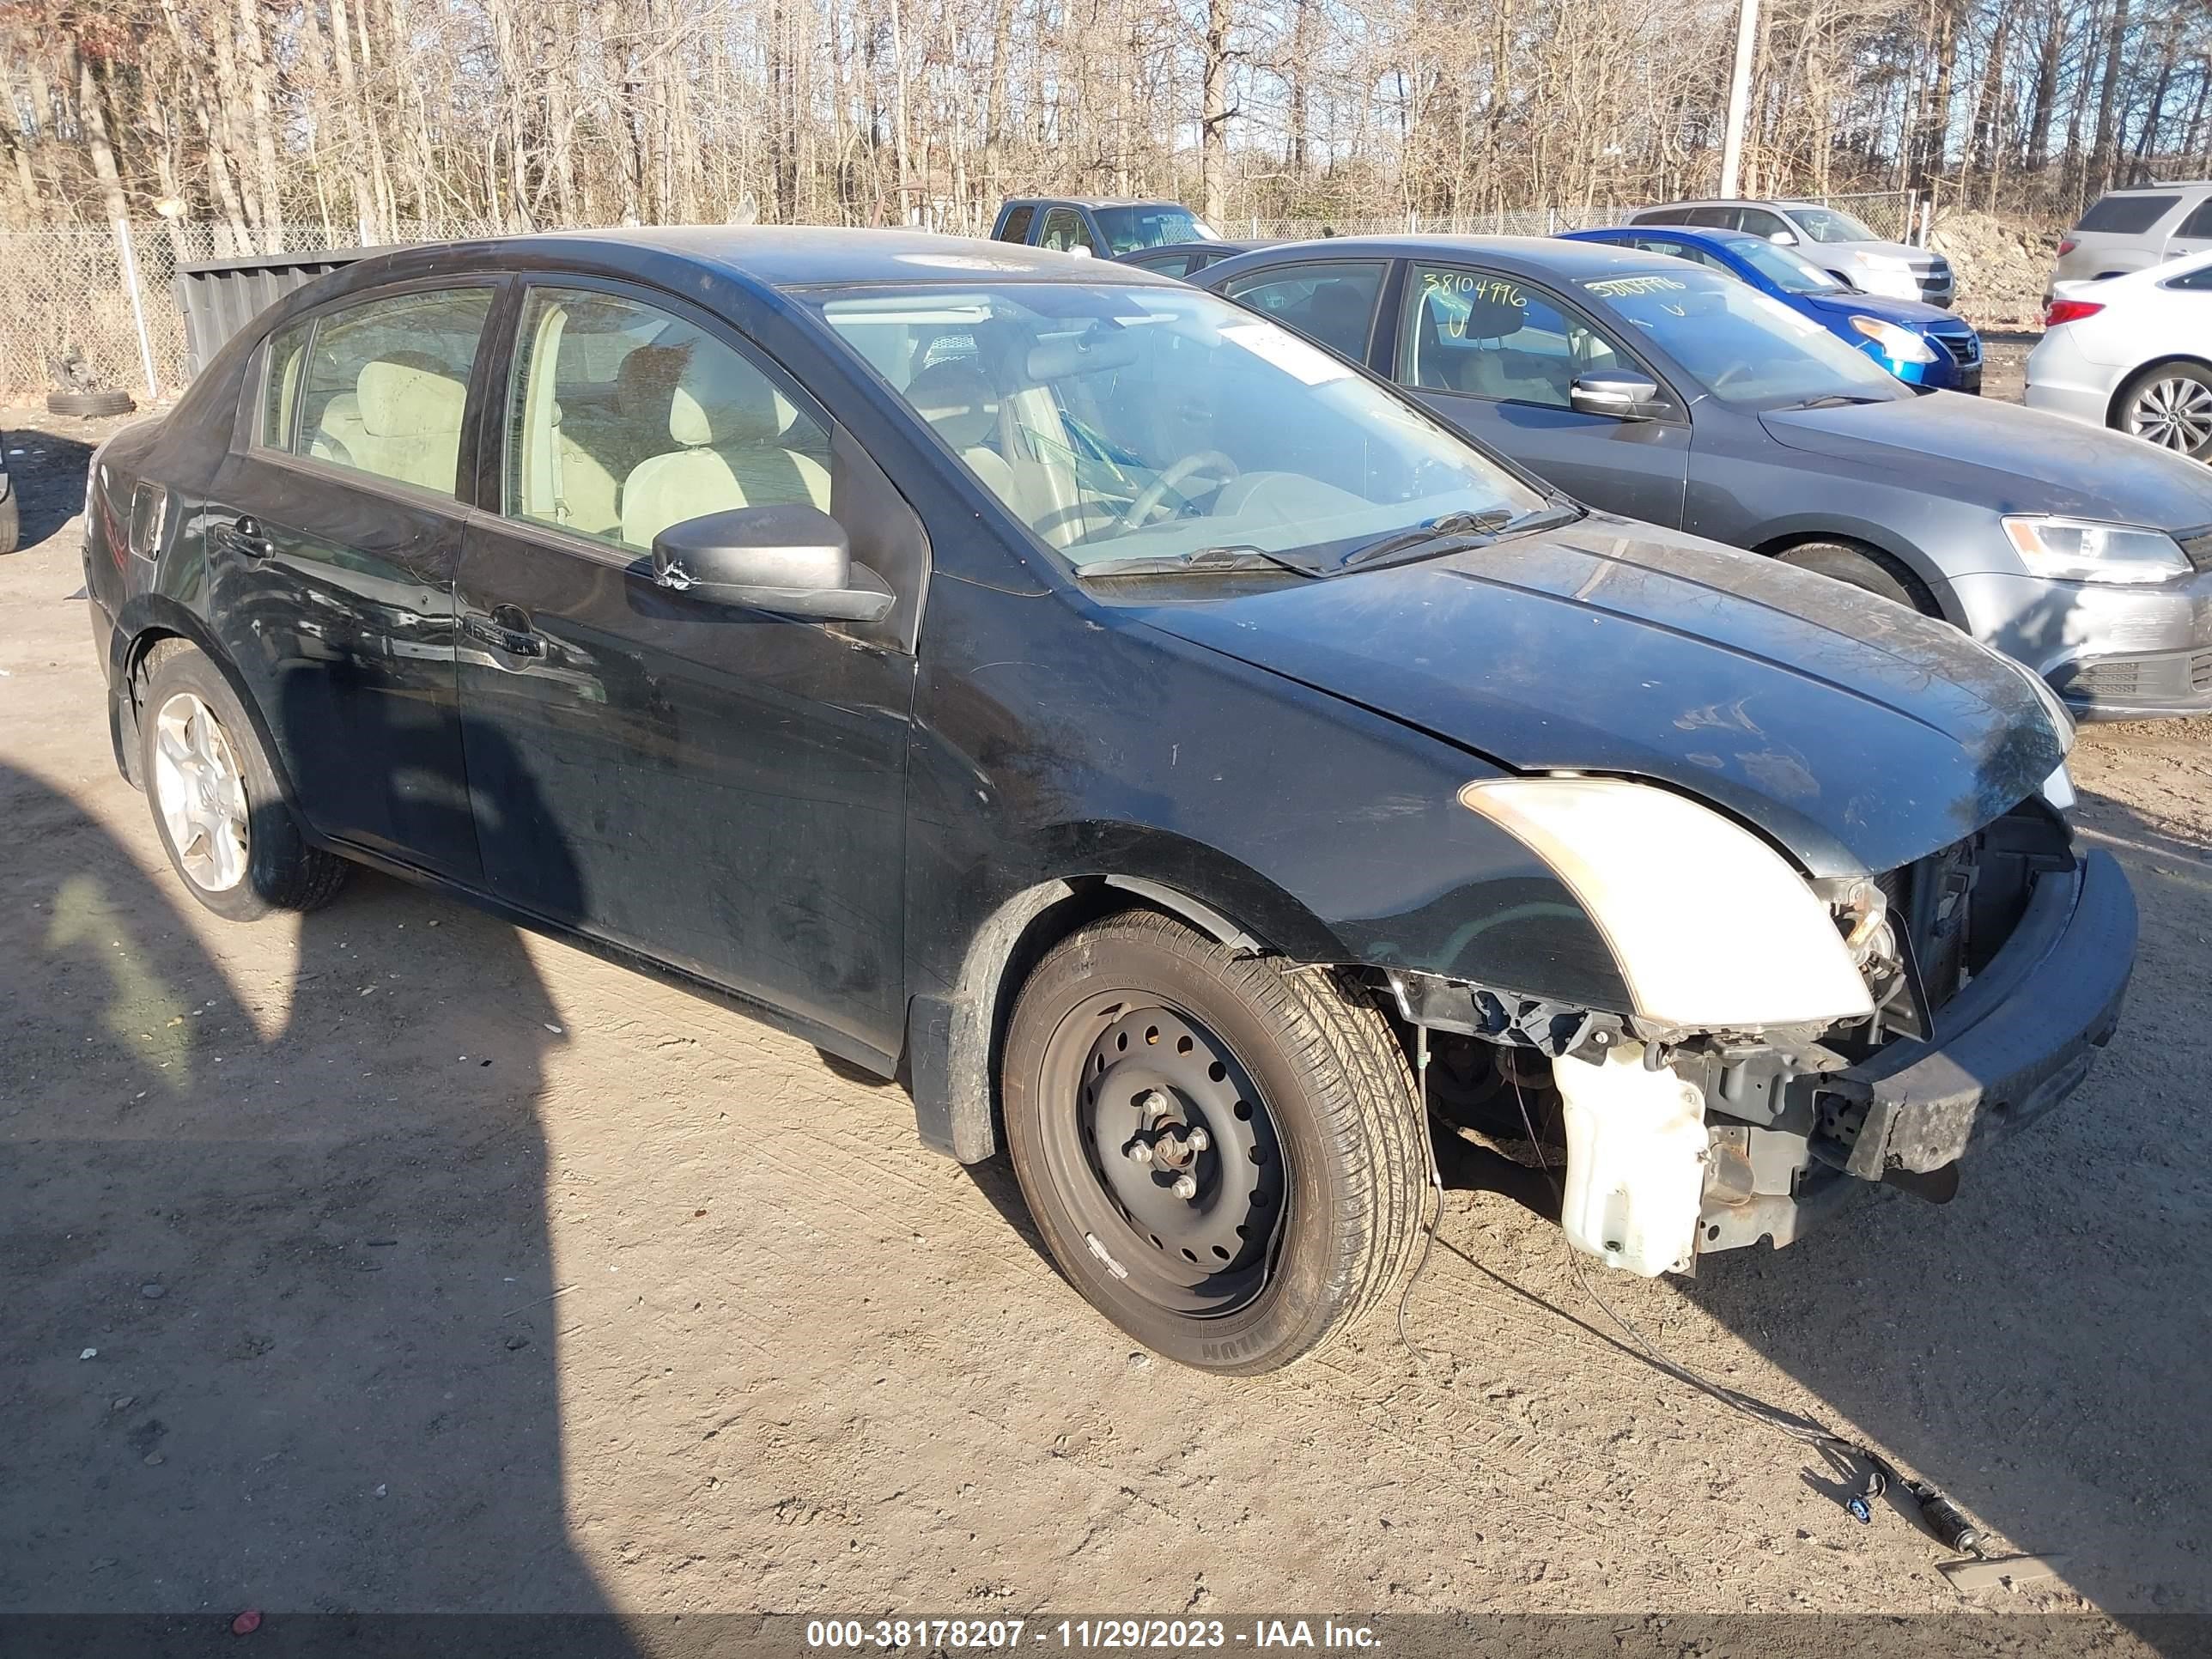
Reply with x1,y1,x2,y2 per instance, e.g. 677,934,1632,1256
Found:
503,287,831,552
1399,266,1627,407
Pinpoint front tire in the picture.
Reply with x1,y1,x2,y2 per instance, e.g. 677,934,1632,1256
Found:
2114,360,2212,459
1001,910,1430,1375
1774,538,1934,613
137,640,349,921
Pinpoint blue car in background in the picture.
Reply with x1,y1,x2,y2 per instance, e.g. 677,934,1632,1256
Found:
1562,225,1983,393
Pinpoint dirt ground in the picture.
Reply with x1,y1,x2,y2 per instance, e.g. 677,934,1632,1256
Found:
3,398,2210,1636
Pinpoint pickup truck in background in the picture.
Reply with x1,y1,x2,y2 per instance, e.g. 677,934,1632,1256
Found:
990,197,1220,259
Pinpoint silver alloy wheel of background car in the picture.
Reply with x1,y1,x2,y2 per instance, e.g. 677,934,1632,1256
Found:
2124,374,2212,453
151,690,250,892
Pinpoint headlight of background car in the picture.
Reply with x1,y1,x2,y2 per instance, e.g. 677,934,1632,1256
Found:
1848,315,1939,365
2002,515,2190,584
1458,776,1874,1031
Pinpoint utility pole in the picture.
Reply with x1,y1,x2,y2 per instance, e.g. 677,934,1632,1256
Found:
1718,0,1760,198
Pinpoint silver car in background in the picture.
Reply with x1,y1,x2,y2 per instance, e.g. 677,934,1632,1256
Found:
1627,199,1954,307
2047,182,2212,297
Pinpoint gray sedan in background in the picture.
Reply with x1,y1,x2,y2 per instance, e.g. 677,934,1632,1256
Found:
1200,235,2212,719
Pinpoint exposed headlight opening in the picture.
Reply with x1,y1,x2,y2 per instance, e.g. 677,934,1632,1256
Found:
2002,515,2191,585
1847,314,1939,365
1457,776,1875,1032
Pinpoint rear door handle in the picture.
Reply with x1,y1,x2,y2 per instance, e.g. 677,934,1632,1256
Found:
224,515,273,559
463,606,544,659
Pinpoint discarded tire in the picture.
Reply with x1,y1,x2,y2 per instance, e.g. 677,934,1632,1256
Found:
47,389,137,418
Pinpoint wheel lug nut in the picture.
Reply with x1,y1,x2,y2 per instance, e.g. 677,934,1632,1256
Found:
1127,1142,1154,1166
1139,1090,1170,1118
1187,1127,1210,1152
1172,1174,1198,1200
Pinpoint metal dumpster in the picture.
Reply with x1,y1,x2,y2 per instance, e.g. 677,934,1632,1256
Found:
170,248,374,380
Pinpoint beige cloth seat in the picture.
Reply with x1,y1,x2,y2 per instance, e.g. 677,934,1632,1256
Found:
313,356,469,493
619,350,831,550
902,359,1018,501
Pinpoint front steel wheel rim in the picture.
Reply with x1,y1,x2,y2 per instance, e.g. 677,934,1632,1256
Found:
2129,377,2212,453
1039,995,1285,1317
151,691,250,892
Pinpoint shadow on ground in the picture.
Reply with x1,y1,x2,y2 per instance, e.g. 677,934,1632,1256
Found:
0,757,628,1632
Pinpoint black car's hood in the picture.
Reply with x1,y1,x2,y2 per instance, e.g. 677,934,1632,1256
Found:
1131,520,2064,878
1761,392,2212,527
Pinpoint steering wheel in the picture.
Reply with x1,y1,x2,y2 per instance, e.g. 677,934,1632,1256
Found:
1121,450,1240,529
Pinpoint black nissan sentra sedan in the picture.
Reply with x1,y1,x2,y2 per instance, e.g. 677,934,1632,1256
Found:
82,229,2134,1373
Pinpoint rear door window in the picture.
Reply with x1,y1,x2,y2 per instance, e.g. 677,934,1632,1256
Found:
2172,198,2212,240
290,288,495,498
997,204,1036,244
1684,206,1743,230
2078,193,2180,234
1219,260,1387,362
257,319,313,450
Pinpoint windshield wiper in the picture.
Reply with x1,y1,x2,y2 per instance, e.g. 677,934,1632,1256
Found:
1775,392,1887,410
1081,544,1320,580
1331,503,1583,573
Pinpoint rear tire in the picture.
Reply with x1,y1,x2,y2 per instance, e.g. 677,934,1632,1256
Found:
137,640,349,922
2112,360,2212,459
1774,538,1935,613
1001,910,1430,1375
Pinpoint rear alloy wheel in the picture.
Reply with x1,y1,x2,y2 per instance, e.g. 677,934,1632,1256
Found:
1001,910,1430,1374
2118,362,2212,459
137,639,350,921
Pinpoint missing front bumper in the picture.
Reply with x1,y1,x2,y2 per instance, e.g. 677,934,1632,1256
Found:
1696,849,2136,1255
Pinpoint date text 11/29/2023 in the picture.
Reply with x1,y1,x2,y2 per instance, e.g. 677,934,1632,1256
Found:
804,1618,1382,1650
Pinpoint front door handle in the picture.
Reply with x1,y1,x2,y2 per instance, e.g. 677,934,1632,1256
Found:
224,515,273,559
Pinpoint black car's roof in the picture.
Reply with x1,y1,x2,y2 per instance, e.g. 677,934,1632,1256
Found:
1210,234,1686,283
350,226,1184,292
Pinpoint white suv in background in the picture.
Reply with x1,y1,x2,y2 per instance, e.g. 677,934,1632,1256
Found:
2047,182,2212,298
2028,249,2212,460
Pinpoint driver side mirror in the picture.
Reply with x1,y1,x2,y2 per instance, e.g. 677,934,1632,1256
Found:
1768,228,1799,246
652,504,895,623
1570,369,1666,422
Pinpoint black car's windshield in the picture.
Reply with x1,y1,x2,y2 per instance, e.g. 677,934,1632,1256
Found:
1725,235,1848,295
811,282,1547,573
1784,204,1880,245
1578,269,1905,409
1095,206,1218,253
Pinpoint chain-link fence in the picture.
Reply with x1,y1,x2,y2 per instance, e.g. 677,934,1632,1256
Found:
0,217,515,400
0,191,1926,402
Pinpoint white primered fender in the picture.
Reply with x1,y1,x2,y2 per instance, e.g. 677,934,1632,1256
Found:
1554,1042,1707,1276
1459,776,1874,1032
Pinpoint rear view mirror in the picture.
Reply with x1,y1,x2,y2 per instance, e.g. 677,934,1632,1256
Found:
652,504,894,622
1571,369,1665,422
